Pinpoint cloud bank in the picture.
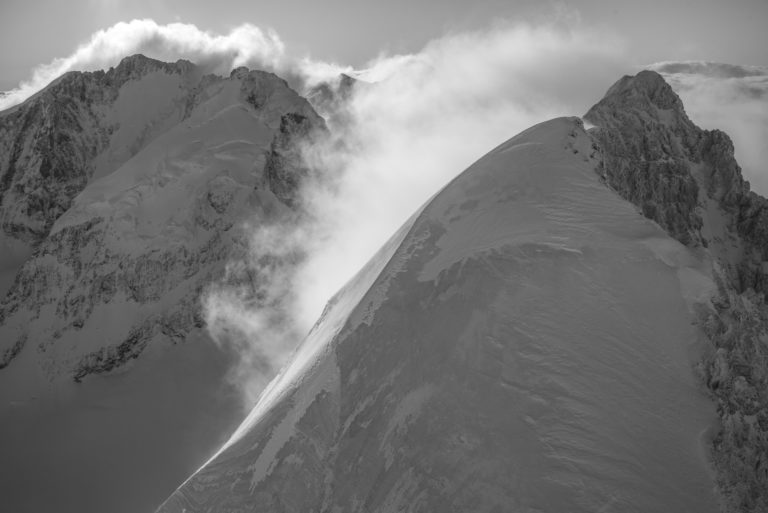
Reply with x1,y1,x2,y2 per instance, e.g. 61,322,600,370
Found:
649,61,768,195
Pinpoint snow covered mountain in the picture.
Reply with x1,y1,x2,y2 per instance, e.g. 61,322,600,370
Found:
0,55,324,513
2,56,766,513
156,71,767,513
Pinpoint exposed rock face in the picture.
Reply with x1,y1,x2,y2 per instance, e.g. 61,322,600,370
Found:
586,70,768,513
265,112,319,206
585,70,707,245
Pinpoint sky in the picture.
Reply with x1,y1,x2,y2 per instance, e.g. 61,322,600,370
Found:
0,0,767,91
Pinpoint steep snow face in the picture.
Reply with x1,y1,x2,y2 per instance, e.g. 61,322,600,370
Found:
0,60,323,513
158,117,719,513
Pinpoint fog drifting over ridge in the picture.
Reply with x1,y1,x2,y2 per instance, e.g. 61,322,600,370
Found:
2,17,766,405
201,19,633,404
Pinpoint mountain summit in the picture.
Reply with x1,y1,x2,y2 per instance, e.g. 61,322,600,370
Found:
156,71,767,513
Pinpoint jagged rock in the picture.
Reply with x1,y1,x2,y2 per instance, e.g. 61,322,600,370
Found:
584,70,704,245
265,112,323,206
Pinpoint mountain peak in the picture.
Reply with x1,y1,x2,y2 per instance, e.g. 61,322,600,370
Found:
114,53,163,73
590,69,689,122
109,54,197,86
230,66,250,79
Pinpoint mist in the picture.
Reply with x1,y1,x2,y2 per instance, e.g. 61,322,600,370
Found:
203,216,309,407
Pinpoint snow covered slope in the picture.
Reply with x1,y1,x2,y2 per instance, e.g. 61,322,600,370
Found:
157,115,721,513
0,58,324,513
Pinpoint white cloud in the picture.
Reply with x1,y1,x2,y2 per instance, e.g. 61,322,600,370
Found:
203,217,307,407
649,61,768,195
0,19,334,110
291,21,629,332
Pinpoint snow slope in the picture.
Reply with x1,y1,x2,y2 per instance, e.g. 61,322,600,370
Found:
158,117,719,512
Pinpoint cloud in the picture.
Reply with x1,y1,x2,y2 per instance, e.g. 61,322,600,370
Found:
0,19,348,111
291,21,629,334
203,216,308,407
648,61,768,195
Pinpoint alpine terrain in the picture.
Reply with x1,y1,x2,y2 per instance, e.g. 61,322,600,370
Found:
0,54,325,513
1,55,766,513
156,71,768,513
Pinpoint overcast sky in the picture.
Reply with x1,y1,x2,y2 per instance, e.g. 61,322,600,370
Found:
1,0,767,91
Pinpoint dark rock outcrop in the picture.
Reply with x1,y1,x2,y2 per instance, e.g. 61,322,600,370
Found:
585,70,705,245
265,112,322,206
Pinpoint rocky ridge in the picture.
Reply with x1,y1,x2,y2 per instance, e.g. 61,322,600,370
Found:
585,70,768,512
